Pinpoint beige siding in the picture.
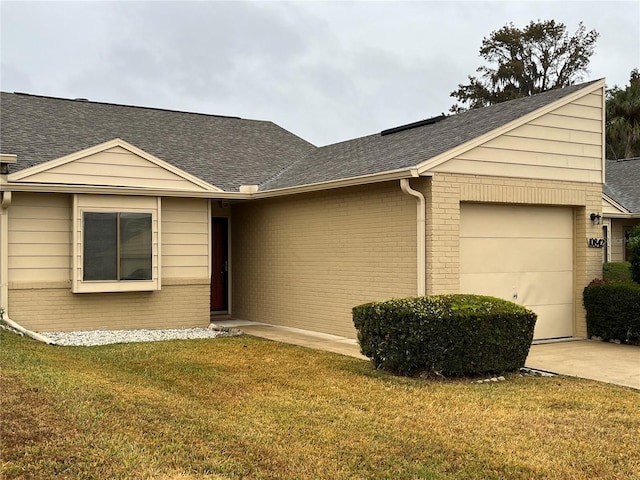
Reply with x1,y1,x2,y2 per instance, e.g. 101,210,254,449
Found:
8,193,72,283
8,283,210,331
433,90,603,183
609,219,640,262
426,173,602,338
7,193,211,330
161,197,210,279
232,181,417,338
21,146,208,191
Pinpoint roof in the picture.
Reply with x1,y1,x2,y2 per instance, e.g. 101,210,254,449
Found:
260,80,601,190
604,157,640,212
1,80,601,193
0,92,315,192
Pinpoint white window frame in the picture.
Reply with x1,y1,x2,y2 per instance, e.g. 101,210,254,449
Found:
72,194,161,293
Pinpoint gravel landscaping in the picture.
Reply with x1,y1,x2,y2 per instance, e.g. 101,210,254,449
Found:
1,323,243,347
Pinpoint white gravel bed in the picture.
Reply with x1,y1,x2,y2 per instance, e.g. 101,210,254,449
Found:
42,326,242,347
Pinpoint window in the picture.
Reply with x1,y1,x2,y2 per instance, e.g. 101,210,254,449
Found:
83,212,152,281
73,194,160,293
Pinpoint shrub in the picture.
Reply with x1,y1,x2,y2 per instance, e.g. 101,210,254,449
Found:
583,280,640,345
603,262,633,283
629,225,640,284
352,295,537,377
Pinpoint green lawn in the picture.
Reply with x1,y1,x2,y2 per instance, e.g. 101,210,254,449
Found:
603,262,633,283
1,330,639,479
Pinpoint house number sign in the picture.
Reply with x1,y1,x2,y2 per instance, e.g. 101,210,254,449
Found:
588,238,606,248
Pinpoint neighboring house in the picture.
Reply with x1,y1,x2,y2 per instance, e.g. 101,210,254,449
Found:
0,80,606,341
602,157,640,262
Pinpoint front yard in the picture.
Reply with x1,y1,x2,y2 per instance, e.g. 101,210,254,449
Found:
1,331,638,479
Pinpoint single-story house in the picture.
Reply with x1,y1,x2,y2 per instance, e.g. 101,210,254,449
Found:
0,79,606,341
602,157,640,262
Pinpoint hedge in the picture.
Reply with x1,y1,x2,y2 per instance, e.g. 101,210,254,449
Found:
583,280,640,345
352,295,537,377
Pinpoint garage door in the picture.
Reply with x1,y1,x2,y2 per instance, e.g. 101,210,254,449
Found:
460,204,574,340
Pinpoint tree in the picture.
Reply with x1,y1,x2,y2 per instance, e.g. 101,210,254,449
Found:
606,69,640,159
450,20,599,112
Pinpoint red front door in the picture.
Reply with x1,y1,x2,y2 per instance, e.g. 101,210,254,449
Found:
211,217,229,311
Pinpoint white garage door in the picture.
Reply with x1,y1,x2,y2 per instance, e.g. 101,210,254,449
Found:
460,204,574,340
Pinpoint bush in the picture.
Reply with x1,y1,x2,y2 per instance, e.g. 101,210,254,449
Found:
583,280,640,345
629,225,640,284
603,262,633,283
352,295,537,377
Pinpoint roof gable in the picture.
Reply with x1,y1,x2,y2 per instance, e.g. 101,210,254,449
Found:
0,92,315,192
260,80,605,191
602,193,629,215
419,80,604,174
9,139,223,192
427,82,604,183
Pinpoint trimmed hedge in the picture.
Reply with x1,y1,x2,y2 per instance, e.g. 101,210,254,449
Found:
583,280,640,345
352,295,537,377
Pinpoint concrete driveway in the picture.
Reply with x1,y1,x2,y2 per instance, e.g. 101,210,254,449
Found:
218,320,640,390
525,340,640,390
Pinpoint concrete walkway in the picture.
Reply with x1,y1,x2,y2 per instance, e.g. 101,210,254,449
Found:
217,320,367,359
216,320,640,390
526,340,640,390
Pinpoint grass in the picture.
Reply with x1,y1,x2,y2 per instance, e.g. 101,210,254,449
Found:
603,262,634,283
1,331,639,479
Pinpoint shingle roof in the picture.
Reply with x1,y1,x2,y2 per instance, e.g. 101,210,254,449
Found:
260,80,600,190
604,157,640,212
0,92,315,192
1,81,600,193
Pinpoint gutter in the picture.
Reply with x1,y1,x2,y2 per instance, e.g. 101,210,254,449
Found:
1,314,56,344
2,182,252,200
0,189,55,344
253,168,429,199
400,178,426,297
3,168,433,201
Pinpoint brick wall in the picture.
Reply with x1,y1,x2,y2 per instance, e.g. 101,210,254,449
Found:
425,172,602,338
231,181,418,338
9,282,210,332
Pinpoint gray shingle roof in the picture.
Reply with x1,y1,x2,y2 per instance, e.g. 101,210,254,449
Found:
604,157,640,212
1,81,600,193
0,92,315,192
260,80,600,190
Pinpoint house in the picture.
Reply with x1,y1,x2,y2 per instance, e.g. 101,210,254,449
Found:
0,80,605,341
602,157,640,262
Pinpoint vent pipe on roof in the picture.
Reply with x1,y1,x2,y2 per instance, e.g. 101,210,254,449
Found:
400,179,426,297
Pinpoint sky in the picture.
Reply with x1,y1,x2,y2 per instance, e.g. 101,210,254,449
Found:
1,1,639,147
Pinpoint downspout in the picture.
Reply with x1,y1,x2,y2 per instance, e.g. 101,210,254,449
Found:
0,191,11,317
400,178,426,297
0,190,55,344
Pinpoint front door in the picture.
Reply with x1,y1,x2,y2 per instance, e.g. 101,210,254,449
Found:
211,217,229,312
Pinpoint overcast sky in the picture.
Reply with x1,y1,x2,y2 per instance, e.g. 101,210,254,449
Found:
1,1,639,146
